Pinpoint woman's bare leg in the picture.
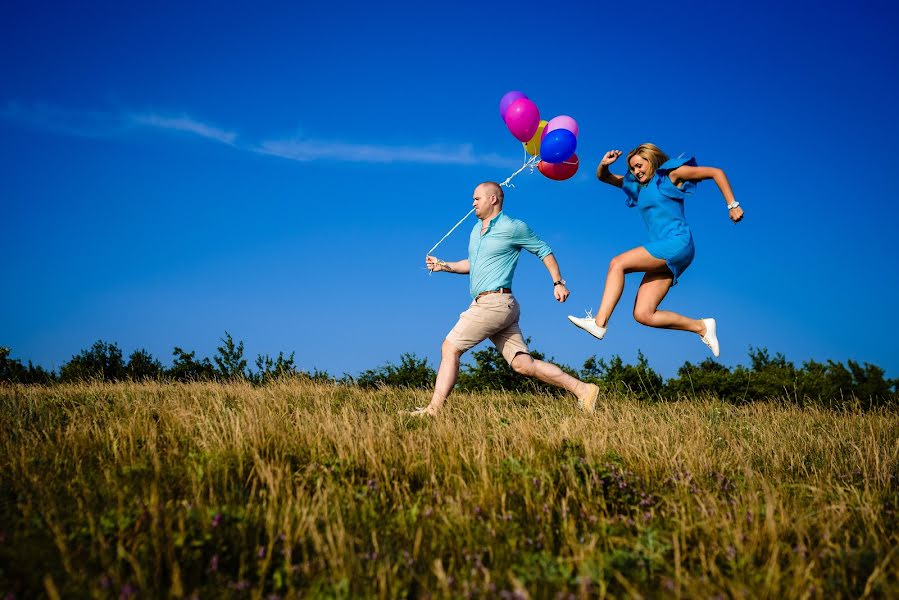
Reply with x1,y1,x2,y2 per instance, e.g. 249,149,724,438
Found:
632,270,705,333
594,247,668,327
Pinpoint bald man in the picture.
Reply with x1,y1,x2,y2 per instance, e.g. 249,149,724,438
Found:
416,181,600,415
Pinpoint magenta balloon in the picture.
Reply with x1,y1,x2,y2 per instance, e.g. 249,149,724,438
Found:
545,115,579,137
499,91,527,120
504,98,540,142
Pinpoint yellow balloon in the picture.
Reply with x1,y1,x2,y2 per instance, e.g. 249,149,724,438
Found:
523,120,548,156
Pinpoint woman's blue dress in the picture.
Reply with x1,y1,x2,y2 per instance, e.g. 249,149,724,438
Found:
621,155,698,285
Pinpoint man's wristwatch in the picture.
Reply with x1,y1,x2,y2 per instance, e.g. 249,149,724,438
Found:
727,200,740,210
553,278,566,287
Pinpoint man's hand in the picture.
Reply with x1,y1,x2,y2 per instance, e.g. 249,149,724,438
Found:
554,284,570,303
600,150,622,166
729,206,744,223
425,255,444,272
425,257,469,275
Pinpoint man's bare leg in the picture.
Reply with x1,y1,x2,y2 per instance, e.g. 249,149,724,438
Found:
419,339,463,415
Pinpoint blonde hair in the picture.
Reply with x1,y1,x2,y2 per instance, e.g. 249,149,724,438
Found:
478,181,504,204
626,143,669,177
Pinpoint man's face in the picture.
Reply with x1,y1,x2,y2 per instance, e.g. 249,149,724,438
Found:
472,185,496,219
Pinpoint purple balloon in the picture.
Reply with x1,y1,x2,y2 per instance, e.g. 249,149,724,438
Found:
545,115,579,137
540,129,577,163
499,91,527,120
504,98,540,143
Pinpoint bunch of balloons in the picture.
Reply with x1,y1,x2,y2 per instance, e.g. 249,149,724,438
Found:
499,90,579,181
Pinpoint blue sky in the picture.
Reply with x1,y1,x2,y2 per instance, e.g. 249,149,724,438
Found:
2,0,898,380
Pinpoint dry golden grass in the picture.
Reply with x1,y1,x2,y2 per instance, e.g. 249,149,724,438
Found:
1,380,897,598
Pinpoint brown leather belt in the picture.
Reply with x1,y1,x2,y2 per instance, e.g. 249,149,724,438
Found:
476,287,512,299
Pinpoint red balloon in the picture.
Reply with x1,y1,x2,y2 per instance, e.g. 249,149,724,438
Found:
538,153,579,181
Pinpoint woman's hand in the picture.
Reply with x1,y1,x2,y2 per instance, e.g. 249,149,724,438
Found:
600,150,622,166
729,206,744,223
425,255,443,272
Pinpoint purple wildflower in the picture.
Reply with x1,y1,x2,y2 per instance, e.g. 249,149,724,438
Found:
118,583,137,600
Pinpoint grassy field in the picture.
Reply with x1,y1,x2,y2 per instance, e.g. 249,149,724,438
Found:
1,381,897,599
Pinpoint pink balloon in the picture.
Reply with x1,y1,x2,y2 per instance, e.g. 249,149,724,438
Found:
544,115,579,137
499,91,527,120
504,98,540,142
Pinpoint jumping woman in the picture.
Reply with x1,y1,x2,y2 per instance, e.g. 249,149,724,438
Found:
567,143,744,357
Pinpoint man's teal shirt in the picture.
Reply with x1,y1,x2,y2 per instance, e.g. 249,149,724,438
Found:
467,211,552,298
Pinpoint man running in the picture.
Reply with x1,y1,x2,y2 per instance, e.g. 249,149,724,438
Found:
414,181,600,416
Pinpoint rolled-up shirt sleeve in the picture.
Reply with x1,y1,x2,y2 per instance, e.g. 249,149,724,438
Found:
513,220,552,259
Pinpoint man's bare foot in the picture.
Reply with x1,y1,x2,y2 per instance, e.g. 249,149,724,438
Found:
575,383,600,414
409,406,439,417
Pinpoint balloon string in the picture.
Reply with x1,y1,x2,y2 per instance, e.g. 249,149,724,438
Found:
498,154,539,188
425,153,540,260
426,207,476,257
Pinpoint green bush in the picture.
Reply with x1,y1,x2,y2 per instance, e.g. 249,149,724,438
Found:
355,353,436,389
167,347,216,382
0,347,56,384
125,348,165,381
59,340,126,382
213,331,248,380
581,351,664,400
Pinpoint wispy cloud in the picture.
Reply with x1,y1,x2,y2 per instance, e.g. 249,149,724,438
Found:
1,100,518,169
127,113,237,145
253,139,518,169
0,101,237,146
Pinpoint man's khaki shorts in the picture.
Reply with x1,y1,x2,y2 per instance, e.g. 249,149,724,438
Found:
445,293,529,364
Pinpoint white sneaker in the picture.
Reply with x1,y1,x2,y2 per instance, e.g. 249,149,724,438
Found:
567,311,607,340
699,318,719,357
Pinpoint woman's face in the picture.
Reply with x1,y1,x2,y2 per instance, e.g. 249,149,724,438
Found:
628,154,654,184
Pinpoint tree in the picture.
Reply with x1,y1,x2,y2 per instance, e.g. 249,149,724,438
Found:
0,347,56,384
254,351,298,383
798,358,896,408
213,332,247,380
167,347,216,382
59,341,126,382
356,353,435,389
125,349,164,381
666,358,746,402
744,347,798,400
580,351,663,400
